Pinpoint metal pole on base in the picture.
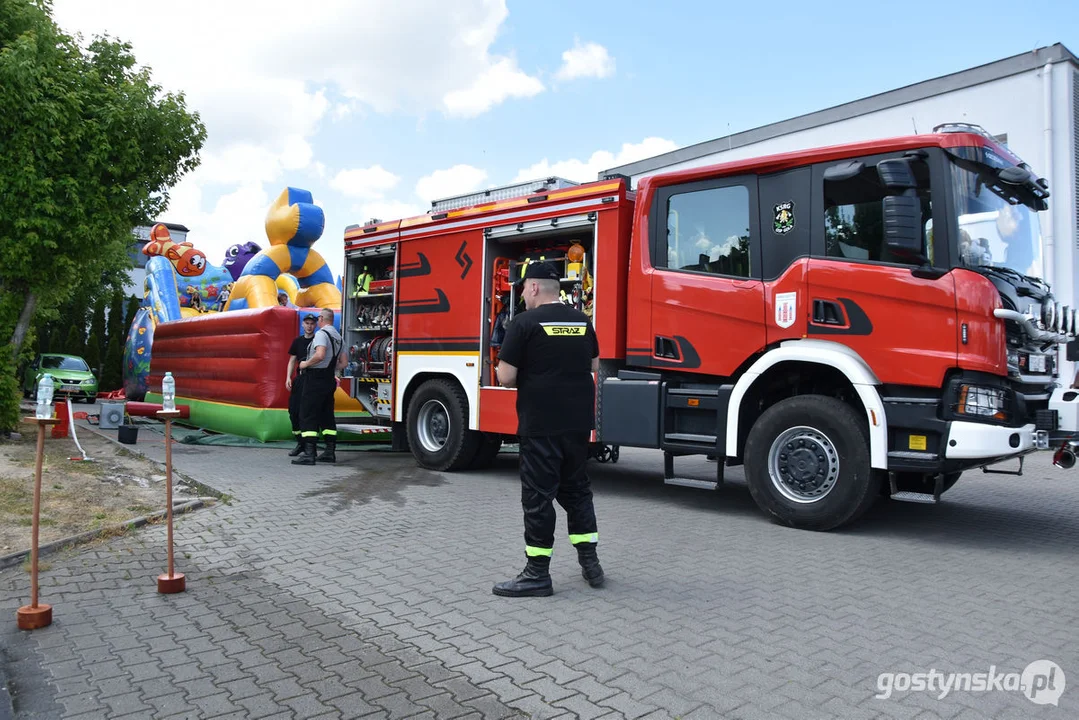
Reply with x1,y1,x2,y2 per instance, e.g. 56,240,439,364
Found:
17,417,61,630
155,410,185,594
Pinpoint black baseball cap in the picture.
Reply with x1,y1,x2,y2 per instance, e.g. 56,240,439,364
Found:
514,261,560,284
302,313,317,322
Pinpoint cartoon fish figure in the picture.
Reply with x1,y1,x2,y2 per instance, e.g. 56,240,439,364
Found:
223,241,263,281
142,223,207,277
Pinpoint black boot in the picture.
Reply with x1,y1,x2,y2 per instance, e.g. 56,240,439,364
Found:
291,439,316,465
287,436,304,457
492,556,553,597
576,544,604,587
315,437,336,463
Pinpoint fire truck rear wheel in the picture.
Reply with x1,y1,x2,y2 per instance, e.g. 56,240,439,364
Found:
744,394,878,531
407,379,480,472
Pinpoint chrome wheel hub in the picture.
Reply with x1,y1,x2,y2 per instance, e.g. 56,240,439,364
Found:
416,399,450,453
767,426,840,504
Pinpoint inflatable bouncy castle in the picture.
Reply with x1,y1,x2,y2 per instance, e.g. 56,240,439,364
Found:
123,187,372,441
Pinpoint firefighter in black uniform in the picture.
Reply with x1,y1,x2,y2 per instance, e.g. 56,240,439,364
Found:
493,261,603,597
292,308,346,466
286,313,318,457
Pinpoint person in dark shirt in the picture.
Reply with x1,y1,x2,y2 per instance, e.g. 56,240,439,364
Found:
493,260,602,597
285,313,317,456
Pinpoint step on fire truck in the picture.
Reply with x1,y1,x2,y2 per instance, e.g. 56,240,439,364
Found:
339,123,1079,531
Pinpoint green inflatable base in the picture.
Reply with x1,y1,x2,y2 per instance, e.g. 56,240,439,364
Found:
143,393,392,444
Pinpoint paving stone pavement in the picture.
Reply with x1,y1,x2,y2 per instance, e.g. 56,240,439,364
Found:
2,419,1078,719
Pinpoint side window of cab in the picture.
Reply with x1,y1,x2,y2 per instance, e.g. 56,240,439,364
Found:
651,176,757,278
820,153,935,266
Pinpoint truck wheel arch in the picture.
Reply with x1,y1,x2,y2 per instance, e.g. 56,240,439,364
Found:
726,340,888,470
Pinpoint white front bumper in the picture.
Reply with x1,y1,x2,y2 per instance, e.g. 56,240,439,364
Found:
943,421,1036,460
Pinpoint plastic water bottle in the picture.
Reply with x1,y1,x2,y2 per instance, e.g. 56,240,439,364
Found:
162,372,176,412
36,374,54,419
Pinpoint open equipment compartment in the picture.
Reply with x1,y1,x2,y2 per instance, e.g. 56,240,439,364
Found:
480,215,598,387
343,241,396,421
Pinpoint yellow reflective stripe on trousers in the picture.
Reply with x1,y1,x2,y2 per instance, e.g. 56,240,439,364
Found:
301,431,318,438
322,429,337,436
525,546,553,557
569,533,598,545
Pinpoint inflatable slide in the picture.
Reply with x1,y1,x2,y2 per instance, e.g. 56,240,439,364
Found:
122,187,377,442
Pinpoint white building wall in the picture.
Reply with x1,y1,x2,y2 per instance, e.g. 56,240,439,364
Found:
630,62,1079,378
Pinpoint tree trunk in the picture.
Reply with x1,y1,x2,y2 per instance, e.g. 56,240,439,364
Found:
9,289,37,360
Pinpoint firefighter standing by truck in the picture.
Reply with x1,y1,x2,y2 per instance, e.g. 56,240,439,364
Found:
285,313,318,456
292,308,346,466
493,261,603,597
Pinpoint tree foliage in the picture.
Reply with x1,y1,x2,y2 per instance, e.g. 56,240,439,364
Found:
0,344,20,433
90,296,106,359
64,324,82,357
0,0,206,363
107,288,124,350
84,331,100,375
101,335,122,391
123,295,139,341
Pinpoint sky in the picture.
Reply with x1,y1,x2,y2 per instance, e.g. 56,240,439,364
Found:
49,0,1079,282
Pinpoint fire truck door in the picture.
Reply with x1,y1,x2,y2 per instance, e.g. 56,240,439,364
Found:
807,154,958,388
647,175,765,377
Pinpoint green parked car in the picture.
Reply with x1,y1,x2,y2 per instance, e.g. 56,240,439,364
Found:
22,353,99,403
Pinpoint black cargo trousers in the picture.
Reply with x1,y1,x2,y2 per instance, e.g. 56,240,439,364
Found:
299,366,336,441
519,431,598,558
288,372,306,433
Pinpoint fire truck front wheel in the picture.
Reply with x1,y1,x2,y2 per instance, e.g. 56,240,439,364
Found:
744,394,878,531
406,379,480,472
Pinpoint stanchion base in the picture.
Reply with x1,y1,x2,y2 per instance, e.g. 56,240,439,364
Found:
157,573,186,594
17,604,52,630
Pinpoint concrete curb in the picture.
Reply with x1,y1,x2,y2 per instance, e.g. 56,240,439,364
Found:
0,416,229,572
0,499,207,571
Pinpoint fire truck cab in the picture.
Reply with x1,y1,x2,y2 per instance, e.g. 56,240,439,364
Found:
341,125,1079,530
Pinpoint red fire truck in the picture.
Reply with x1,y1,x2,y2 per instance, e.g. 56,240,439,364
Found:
339,123,1079,530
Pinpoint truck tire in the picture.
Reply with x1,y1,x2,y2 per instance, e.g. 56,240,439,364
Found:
744,394,879,531
406,379,479,472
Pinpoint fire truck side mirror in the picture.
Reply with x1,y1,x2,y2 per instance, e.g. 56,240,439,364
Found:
882,195,924,260
823,160,865,182
876,158,918,191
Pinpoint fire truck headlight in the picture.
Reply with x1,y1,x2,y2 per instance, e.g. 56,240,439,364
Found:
957,384,1008,421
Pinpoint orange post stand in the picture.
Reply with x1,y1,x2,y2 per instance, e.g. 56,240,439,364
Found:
155,410,186,593
17,417,61,630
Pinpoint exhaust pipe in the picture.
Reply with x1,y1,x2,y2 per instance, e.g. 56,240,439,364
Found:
1053,445,1076,469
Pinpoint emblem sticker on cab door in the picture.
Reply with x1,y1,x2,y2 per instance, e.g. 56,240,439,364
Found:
775,291,797,329
774,201,795,234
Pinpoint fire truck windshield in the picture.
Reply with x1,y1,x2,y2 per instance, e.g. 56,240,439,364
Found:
947,149,1045,281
